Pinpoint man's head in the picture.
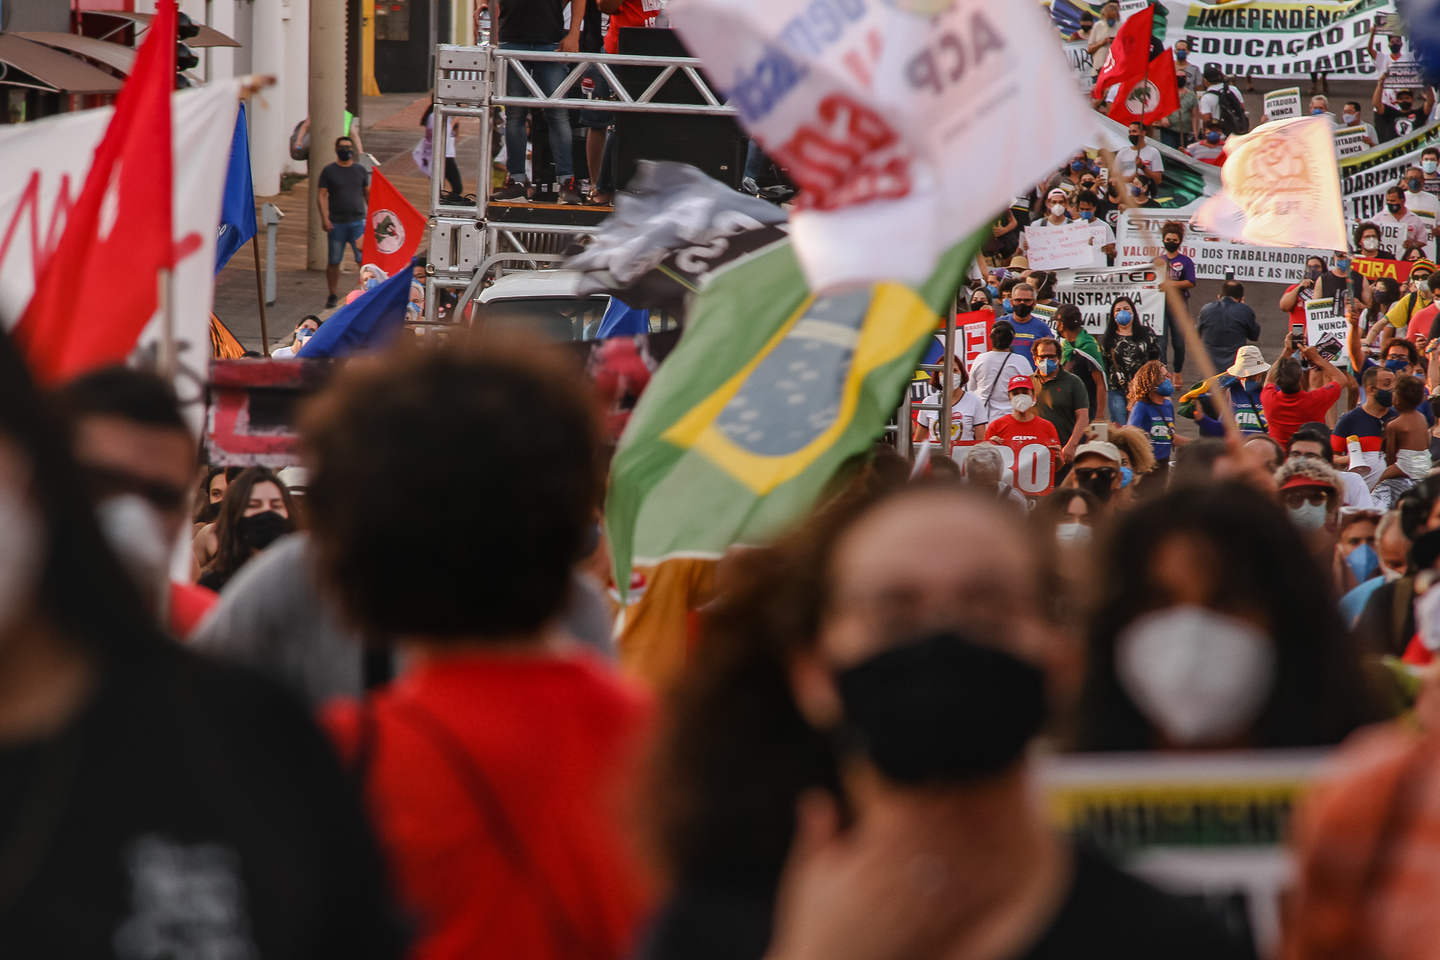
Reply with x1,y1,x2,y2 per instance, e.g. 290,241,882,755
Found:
1384,338,1421,375
1425,147,1440,172
1343,101,1363,123
1073,441,1124,504
1386,185,1407,215
1007,375,1036,412
1391,35,1406,55
302,339,599,641
1075,191,1100,222
963,444,1006,491
1274,457,1342,534
1377,510,1412,576
1338,511,1380,559
990,319,1015,351
1273,356,1304,395
1362,364,1397,406
1357,221,1383,253
1310,95,1329,114
1045,188,1069,218
1407,166,1428,194
1203,64,1225,85
1033,337,1061,379
1393,373,1425,413
335,136,356,162
1102,1,1118,21
1244,434,1284,474
1128,122,1147,146
1288,423,1335,466
51,368,194,603
1174,39,1189,60
1011,284,1036,319
1397,88,1416,112
1220,279,1245,301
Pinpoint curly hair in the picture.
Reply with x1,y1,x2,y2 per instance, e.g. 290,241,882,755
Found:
1106,424,1157,475
1126,359,1168,406
1273,456,1342,496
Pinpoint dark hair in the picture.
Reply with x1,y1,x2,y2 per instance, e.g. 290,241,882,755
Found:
1385,338,1421,367
1361,365,1384,390
302,340,598,639
1075,190,1100,208
1161,221,1185,241
194,465,227,525
1220,280,1245,299
1031,487,1100,536
1289,422,1334,463
1386,185,1404,200
1307,254,1329,271
0,332,163,657
1129,121,1148,134
1056,303,1084,332
1399,476,1440,540
1100,297,1146,358
1355,221,1381,244
207,467,296,586
1204,119,1224,131
1203,64,1224,83
1032,336,1061,359
1274,356,1304,394
990,319,1015,351
1076,482,1385,750
1347,102,1363,113
1167,437,1230,489
335,136,354,151
50,365,187,432
1394,373,1425,411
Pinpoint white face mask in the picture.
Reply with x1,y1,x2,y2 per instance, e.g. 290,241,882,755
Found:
1288,501,1329,533
1050,203,1067,217
1056,521,1091,544
0,485,43,640
949,373,965,391
1362,236,1379,251
95,494,172,606
1116,605,1275,746
1343,112,1358,124
1012,394,1035,413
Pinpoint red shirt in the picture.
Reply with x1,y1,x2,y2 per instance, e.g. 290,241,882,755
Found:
604,0,661,53
325,654,652,960
1261,381,1342,445
169,580,217,639
983,414,1060,497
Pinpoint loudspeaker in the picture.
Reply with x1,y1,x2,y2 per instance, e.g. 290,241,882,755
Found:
612,28,747,191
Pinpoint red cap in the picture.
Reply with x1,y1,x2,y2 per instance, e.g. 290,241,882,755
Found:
1007,374,1035,393
1278,474,1335,492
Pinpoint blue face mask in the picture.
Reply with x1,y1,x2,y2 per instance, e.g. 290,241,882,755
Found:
1120,465,1134,488
1346,542,1380,582
1071,160,1086,171
1386,358,1410,371
1106,17,1117,25
1116,309,1134,325
1206,131,1221,144
1079,210,1095,221
985,284,998,297
1335,257,1351,271
1176,49,1188,61
1003,299,1014,314
1244,376,1263,395
1311,108,1325,116
1038,358,1058,376
1156,379,1175,397
363,277,381,290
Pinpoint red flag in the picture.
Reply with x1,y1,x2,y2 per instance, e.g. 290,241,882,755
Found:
13,1,180,385
1108,49,1180,126
1092,6,1154,97
361,169,427,276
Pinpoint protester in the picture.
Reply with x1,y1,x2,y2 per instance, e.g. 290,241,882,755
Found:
1403,165,1440,234
960,444,1028,512
195,466,297,593
1196,280,1260,373
968,320,1035,422
1005,284,1052,363
344,263,390,305
1068,440,1127,511
1087,2,1121,60
986,375,1063,472
304,341,651,960
317,135,371,309
1076,482,1385,751
1245,433,1285,474
1055,304,1108,420
1281,254,1370,327
51,367,217,639
1106,425,1156,499
1376,374,1432,483
1288,422,1376,509
1126,360,1185,470
1275,453,1345,559
1340,102,1378,147
1372,184,1429,254
1178,345,1270,437
1033,337,1090,469
1354,221,1394,259
1158,222,1196,378
1117,122,1163,186
913,351,986,444
1100,298,1162,425
1261,337,1353,445
1372,83,1431,143
272,314,323,359
194,465,230,526
1184,120,1227,165
1356,477,1440,655
1338,509,1410,625
1033,487,1103,551
0,330,405,957
1333,507,1384,596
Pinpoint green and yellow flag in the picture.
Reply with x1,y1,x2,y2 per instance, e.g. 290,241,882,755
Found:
606,232,982,597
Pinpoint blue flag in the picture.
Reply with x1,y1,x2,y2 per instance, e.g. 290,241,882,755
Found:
1406,0,1440,86
298,260,415,359
595,298,650,339
215,103,257,273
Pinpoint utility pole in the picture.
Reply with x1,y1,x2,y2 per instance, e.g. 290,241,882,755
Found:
308,0,347,270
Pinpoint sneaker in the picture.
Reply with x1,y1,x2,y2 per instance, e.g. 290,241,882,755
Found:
559,177,583,205
325,294,338,309
741,176,760,196
492,178,530,201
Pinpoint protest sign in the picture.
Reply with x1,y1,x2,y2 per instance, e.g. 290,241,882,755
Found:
1333,125,1373,159
1304,296,1346,349
959,309,996,367
1115,211,1328,282
1340,118,1440,220
1373,10,1400,33
951,439,1057,499
672,0,1098,291
1040,748,1328,956
1352,255,1414,283
1263,86,1301,120
1379,55,1425,105
1063,39,1096,86
1025,221,1109,269
1119,0,1150,21
1054,266,1166,336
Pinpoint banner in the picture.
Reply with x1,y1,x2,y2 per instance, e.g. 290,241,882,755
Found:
1264,86,1302,119
671,0,1099,290
1025,221,1110,269
1063,39,1097,87
1334,125,1373,158
1340,118,1440,220
1115,210,1329,281
951,439,1057,498
1193,116,1349,251
1352,255,1414,281
959,309,996,368
1054,266,1167,336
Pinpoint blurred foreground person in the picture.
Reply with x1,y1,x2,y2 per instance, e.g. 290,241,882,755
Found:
195,466,296,591
303,342,651,960
0,334,402,957
1077,484,1384,751
51,367,216,637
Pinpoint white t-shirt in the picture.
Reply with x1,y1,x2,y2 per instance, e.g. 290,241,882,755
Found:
916,390,988,442
1199,84,1227,122
1405,188,1440,241
968,350,1036,421
1084,221,1116,267
1339,468,1377,508
1115,144,1163,178
271,345,298,359
1373,208,1428,250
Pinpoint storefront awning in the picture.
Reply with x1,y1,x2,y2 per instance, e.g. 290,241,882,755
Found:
82,10,242,48
0,33,124,94
14,31,137,76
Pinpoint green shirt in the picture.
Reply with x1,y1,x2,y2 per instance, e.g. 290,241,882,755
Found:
1037,370,1090,443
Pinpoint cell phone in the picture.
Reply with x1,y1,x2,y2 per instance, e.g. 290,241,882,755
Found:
1290,322,1306,346
1091,421,1109,442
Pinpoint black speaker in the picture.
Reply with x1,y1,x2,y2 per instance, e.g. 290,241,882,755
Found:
613,28,747,191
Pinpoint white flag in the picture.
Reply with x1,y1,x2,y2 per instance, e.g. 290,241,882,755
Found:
0,83,240,428
1191,116,1348,252
671,0,1098,291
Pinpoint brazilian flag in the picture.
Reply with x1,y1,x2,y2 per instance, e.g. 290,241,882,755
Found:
606,232,982,599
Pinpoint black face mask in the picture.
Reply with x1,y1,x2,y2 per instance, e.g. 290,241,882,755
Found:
834,631,1046,784
1388,202,1404,214
1163,240,1180,253
1077,470,1117,503
1374,388,1394,407
1011,302,1034,318
1128,133,1141,145
237,510,292,551
337,147,354,161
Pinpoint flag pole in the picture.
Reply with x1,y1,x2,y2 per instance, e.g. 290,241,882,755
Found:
252,233,271,356
159,266,176,380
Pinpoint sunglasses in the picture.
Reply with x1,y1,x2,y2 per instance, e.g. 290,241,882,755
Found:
1075,467,1117,484
1281,488,1330,507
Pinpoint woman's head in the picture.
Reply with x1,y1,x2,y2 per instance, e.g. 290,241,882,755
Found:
1077,483,1382,751
1033,488,1101,547
989,319,1015,351
1126,359,1168,405
1055,303,1084,334
1373,276,1401,305
209,467,297,579
1105,424,1156,477
1110,298,1136,323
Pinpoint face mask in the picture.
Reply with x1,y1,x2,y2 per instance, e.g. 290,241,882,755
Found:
1176,49,1188,61
1129,183,1144,197
1312,108,1325,116
1416,586,1440,653
1056,521,1091,544
1051,203,1067,217
1012,302,1034,319
363,277,381,291
1206,131,1221,144
1346,542,1380,583
1116,606,1275,746
1079,210,1095,221
1071,160,1085,172
1037,358,1058,376
1288,500,1329,533
337,147,354,161
1374,387,1394,406
1244,377,1264,395
1426,160,1439,174
1115,309,1134,325
1343,112,1358,124
1335,257,1351,271
985,284,998,297
1012,394,1036,413
1391,41,1404,54
971,300,988,312
834,631,1046,784
1128,133,1141,145
1120,465,1134,487
1385,358,1409,372
1163,240,1180,253
1363,236,1379,251
1002,299,1014,314
96,495,172,604
0,486,43,641
1306,266,1323,280
1399,102,1415,112
1078,472,1115,503
1410,179,1424,193
1388,202,1403,214
1155,379,1175,397
236,510,292,551
949,373,965,391
1106,17,1117,25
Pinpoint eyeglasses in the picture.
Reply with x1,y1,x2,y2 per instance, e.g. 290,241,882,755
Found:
1012,298,1036,306
1281,488,1331,508
1075,467,1118,484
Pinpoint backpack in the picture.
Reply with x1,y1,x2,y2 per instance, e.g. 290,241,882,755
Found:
1215,83,1250,136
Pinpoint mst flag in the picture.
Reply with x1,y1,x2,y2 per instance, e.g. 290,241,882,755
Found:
361,169,426,276
606,231,982,599
1108,48,1179,126
1093,5,1155,95
1191,115,1347,250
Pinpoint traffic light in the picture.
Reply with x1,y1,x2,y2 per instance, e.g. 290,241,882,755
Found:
176,13,200,88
